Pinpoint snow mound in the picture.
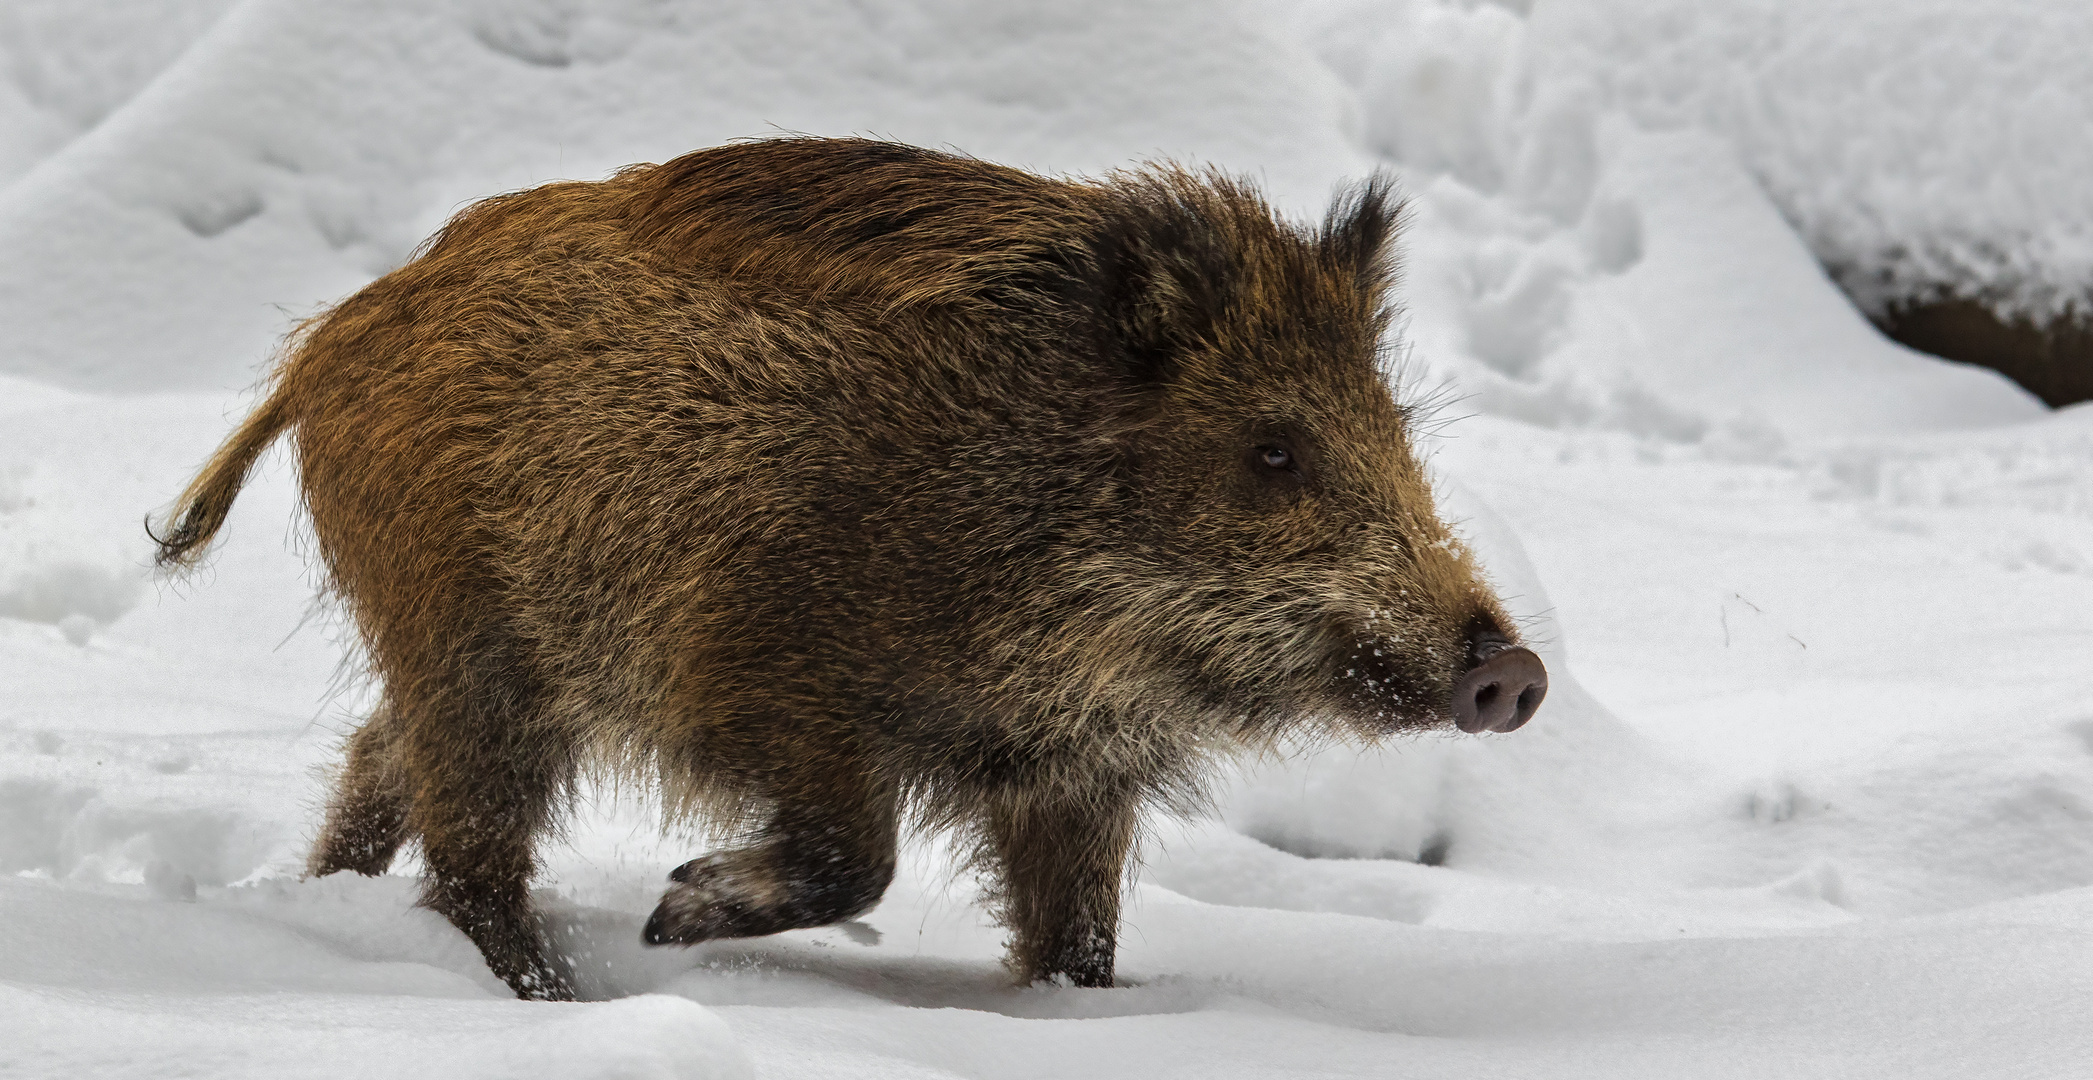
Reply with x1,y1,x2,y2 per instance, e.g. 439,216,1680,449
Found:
0,776,280,891
1305,0,2092,326
1297,0,2048,441
1533,0,2093,324
0,0,241,185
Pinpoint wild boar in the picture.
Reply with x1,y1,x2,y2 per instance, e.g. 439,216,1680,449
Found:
152,137,1545,1000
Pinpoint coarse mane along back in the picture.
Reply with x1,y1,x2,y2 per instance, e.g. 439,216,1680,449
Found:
620,138,1112,313
620,139,1405,339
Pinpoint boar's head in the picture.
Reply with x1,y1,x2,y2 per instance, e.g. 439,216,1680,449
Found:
1058,169,1545,742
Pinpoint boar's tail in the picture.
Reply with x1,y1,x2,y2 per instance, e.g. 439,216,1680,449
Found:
149,385,296,570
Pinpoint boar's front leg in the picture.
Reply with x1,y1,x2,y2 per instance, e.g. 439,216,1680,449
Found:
986,795,1139,988
644,778,899,946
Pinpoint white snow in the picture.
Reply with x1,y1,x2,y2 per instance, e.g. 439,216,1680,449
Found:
1300,0,2093,322
4,1,2091,1077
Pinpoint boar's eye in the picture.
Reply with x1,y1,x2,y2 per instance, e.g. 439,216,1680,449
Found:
1247,443,1297,477
1244,428,1311,487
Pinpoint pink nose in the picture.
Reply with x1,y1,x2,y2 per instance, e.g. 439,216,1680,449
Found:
1453,644,1547,733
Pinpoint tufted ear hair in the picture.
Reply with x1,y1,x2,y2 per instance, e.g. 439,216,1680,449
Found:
1088,168,1265,388
1318,171,1405,300
1086,168,1402,391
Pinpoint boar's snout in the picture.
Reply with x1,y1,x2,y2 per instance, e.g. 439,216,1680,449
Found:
1452,633,1547,733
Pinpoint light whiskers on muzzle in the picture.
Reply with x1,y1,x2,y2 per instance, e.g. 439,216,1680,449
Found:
1453,634,1547,733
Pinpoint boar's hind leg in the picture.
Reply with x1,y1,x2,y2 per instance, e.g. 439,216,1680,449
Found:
644,781,899,947
308,703,410,877
400,648,576,1001
987,796,1139,989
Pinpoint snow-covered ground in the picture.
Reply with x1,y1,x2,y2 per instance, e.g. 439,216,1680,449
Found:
4,1,2090,1077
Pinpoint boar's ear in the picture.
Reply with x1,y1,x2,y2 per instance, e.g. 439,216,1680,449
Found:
1320,172,1405,300
1089,197,1239,388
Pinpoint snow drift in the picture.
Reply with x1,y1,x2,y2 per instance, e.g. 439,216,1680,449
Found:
1300,0,2093,325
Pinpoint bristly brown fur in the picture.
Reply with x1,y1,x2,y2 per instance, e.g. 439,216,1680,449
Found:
150,137,1525,1000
